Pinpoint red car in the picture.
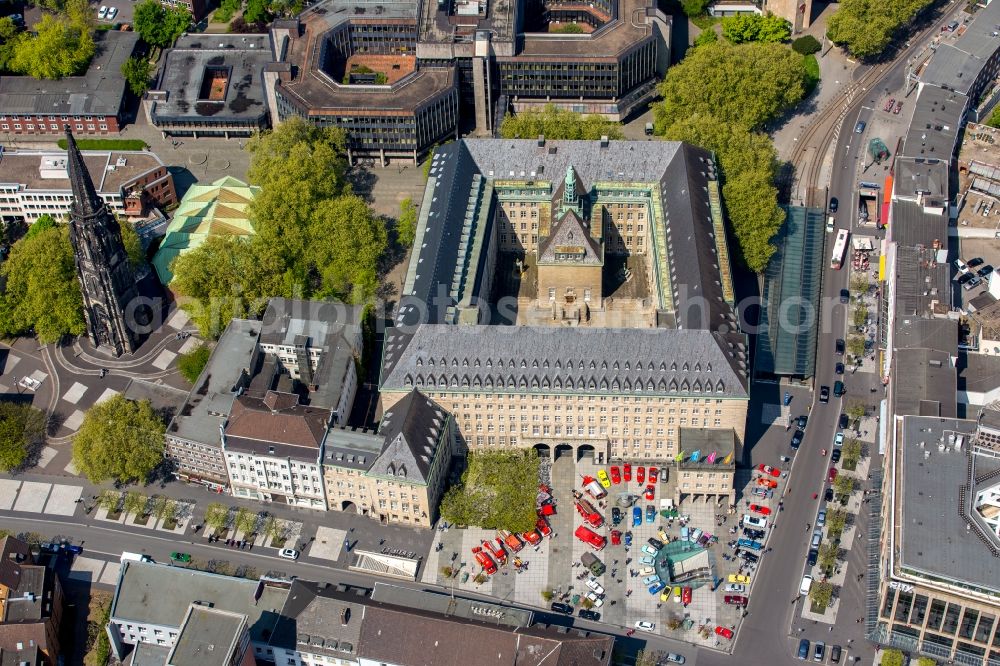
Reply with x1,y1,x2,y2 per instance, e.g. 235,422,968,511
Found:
538,503,556,517
522,529,542,545
828,467,838,482
636,466,645,484
472,546,497,575
682,587,692,605
648,467,658,483
574,525,606,550
894,101,903,114
483,539,507,565
644,484,655,501
610,466,621,485
715,626,734,640
757,464,780,477
536,517,552,538
757,477,778,489
611,530,622,545
884,97,895,112
749,504,771,516
623,463,632,482
724,595,749,606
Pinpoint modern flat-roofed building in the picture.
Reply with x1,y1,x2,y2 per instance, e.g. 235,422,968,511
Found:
0,31,138,136
0,150,176,225
380,138,748,467
145,35,272,138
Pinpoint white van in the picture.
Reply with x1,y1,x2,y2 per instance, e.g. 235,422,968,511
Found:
955,259,970,275
742,515,767,529
800,575,813,596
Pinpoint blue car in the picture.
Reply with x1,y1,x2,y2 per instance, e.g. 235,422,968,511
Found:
645,505,655,523
632,507,642,527
797,639,809,660
624,531,633,547
648,581,666,595
737,538,763,551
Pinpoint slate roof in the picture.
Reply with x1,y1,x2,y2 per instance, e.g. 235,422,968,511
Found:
0,537,31,592
0,31,138,117
381,325,748,398
371,389,449,483
538,209,603,265
223,391,331,457
268,580,365,659
893,348,957,418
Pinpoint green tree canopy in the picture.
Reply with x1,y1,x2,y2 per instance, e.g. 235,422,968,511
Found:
440,449,540,533
121,56,152,96
0,224,84,342
499,104,624,140
244,0,271,24
0,402,46,472
693,28,718,47
680,0,709,17
309,194,386,302
10,0,94,80
134,0,190,48
881,650,905,666
177,344,211,383
721,14,790,43
170,235,289,338
396,197,418,249
827,0,933,59
0,17,21,74
71,394,165,484
25,215,57,239
792,34,822,55
808,580,834,609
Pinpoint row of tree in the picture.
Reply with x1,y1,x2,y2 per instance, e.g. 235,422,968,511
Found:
499,105,624,141
826,0,935,59
0,0,94,79
170,118,388,338
653,40,807,272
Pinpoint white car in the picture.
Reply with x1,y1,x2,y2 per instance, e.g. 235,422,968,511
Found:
834,432,845,447
639,566,655,576
585,591,604,607
665,654,686,664
641,544,658,556
585,578,605,595
639,555,655,565
98,5,108,18
279,548,299,560
634,620,655,632
724,583,746,593
107,6,118,19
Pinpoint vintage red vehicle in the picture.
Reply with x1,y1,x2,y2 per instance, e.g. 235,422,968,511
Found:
574,493,604,528
574,525,606,550
636,466,645,484
623,463,632,482
472,546,497,575
483,538,507,565
536,517,553,538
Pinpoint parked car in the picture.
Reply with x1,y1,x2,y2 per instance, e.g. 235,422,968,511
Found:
854,120,866,134
536,517,552,537
813,641,826,662
644,485,656,500
665,653,686,664
624,531,633,547
579,609,601,621
641,544,658,556
791,430,804,449
893,101,903,114
749,504,771,515
642,574,661,586
647,537,664,549
757,464,780,477
751,486,774,499
610,530,622,545
964,276,983,290
798,639,810,660
610,466,621,484
639,566,656,576
800,575,813,595
825,487,834,502
728,574,751,584
107,6,117,19
682,587,692,605
835,362,844,375
839,288,850,304
645,504,656,523
756,477,777,489
724,595,749,606
585,578,605,595
648,580,667,596
279,548,299,560
817,509,826,526
978,265,994,278
834,432,845,447
634,621,655,632
883,98,895,112
828,467,838,482
833,380,845,397
522,529,542,545
623,463,632,482
636,466,645,484
98,5,108,18
648,467,658,483
550,602,573,614
835,338,845,354
839,413,849,429
597,469,611,488
831,448,842,463
742,515,767,529
819,386,830,403
715,626,734,640
829,197,839,212
632,506,642,527
724,583,746,593
807,548,818,566
811,530,823,548
958,271,975,285
797,414,808,429
170,552,191,563
611,507,622,525
830,644,842,663
969,257,985,268
639,555,655,565
585,591,604,607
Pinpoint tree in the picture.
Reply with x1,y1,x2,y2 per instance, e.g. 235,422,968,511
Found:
847,335,866,358
0,17,20,74
842,438,862,465
121,56,152,96
852,305,868,328
440,449,541,533
134,0,190,48
540,588,554,601
244,0,271,24
152,496,177,522
234,507,257,537
309,195,387,303
71,394,165,484
881,649,905,666
26,215,57,239
680,0,709,17
845,400,865,424
177,344,211,383
635,650,660,666
826,508,848,538
499,104,623,141
396,197,418,249
818,541,838,573
0,224,85,343
693,28,718,47
97,490,121,513
915,658,936,666
204,502,230,532
792,35,822,55
170,235,289,338
850,274,870,294
122,490,147,517
10,0,94,79
827,0,934,59
808,580,833,609
0,402,45,471
119,216,145,268
834,474,855,501
722,14,790,44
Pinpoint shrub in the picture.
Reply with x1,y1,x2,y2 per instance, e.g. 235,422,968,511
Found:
792,35,822,55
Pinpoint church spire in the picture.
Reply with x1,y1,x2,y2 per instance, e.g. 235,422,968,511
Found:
563,165,577,207
65,128,103,220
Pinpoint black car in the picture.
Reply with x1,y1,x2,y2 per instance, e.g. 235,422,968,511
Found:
740,552,759,563
839,413,849,429
824,487,834,502
648,537,664,549
968,257,985,268
839,289,850,304
743,528,765,540
830,645,842,664
551,602,574,614
829,197,839,213
958,272,975,285
791,430,804,449
807,548,818,566
612,507,622,525
831,448,842,463
979,265,994,278
835,338,845,355
819,386,830,403
797,414,808,430
835,362,844,375
578,609,601,621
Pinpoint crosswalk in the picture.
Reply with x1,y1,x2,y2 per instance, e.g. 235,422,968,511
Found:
0,479,82,516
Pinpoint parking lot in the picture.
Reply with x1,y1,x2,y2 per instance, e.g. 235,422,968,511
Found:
421,450,795,650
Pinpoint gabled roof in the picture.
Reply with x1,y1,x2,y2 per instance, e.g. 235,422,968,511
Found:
538,209,603,266
371,389,449,483
0,537,31,592
223,391,331,457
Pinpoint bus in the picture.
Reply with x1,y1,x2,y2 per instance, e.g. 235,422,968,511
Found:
831,229,850,270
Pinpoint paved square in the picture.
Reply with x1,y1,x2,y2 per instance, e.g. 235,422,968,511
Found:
36,446,57,468
0,480,20,510
99,561,122,585
309,526,346,561
760,403,781,425
44,484,82,516
178,337,201,354
62,382,88,404
13,481,50,512
151,349,177,370
166,309,190,330
62,410,85,431
95,388,119,405
68,556,105,583
4,353,21,372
